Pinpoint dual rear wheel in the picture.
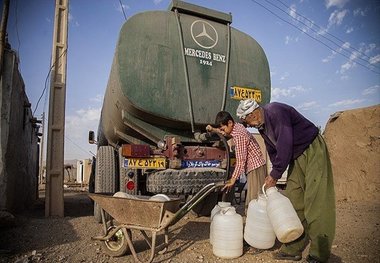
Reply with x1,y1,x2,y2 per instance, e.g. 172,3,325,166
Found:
94,146,117,223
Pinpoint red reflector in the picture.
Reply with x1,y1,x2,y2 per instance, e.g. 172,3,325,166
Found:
126,181,135,190
122,144,150,157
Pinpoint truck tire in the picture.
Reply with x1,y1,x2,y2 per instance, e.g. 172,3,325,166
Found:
94,146,118,223
146,168,227,216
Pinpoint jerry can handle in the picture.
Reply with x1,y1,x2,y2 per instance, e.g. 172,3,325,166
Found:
262,184,267,198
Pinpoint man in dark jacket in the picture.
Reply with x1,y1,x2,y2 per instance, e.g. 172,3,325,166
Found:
236,99,335,263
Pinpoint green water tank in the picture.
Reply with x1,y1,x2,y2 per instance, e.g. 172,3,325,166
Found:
99,0,271,146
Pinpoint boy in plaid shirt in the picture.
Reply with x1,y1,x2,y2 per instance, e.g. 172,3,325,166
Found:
207,111,267,212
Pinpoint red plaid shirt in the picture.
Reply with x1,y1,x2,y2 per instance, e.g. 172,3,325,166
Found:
231,123,266,179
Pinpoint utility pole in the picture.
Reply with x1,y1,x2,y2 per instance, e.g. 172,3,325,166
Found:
38,112,45,184
45,0,69,217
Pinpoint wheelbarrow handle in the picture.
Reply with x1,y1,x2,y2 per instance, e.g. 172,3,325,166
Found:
168,182,225,227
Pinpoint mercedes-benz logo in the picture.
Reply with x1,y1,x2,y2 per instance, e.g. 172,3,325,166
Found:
190,20,218,49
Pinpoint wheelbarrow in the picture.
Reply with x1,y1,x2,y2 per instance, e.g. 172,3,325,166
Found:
89,181,225,263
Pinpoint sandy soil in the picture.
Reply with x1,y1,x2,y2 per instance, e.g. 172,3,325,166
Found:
0,189,379,263
324,105,380,202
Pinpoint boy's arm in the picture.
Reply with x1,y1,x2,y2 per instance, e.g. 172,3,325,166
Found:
206,125,226,136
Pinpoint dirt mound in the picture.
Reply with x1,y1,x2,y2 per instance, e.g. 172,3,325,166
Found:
324,104,380,201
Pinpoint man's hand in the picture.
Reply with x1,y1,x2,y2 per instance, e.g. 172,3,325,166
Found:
264,175,277,189
222,177,237,193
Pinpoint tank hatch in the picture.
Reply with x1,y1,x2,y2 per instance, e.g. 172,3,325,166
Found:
169,0,232,24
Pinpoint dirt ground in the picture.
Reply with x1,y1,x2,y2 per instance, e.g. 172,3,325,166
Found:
0,188,379,263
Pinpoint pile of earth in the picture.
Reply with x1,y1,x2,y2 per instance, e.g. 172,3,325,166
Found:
324,104,380,202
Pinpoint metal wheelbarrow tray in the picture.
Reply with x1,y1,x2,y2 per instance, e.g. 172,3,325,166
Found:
89,182,224,263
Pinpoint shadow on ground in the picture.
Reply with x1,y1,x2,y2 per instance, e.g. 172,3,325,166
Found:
0,190,93,261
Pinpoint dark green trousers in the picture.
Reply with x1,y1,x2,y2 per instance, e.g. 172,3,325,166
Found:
280,134,336,262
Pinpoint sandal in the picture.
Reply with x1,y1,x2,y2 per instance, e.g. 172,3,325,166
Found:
273,251,302,261
306,255,323,263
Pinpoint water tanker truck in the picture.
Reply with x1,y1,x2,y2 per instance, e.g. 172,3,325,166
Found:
89,0,271,221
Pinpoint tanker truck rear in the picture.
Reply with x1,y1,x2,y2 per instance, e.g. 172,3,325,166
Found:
89,0,271,220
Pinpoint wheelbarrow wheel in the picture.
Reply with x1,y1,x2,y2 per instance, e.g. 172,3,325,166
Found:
102,223,131,257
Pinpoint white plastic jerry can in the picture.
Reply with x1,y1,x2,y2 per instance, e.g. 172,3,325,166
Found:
212,206,243,259
244,194,276,249
263,185,304,243
210,202,231,245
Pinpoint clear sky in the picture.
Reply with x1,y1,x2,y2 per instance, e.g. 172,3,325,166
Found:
4,0,380,160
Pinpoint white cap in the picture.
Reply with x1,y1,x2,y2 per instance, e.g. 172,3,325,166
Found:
236,99,259,119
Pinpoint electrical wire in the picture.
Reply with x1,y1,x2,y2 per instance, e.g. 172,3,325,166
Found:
250,0,380,75
33,49,67,115
40,109,95,160
274,0,375,61
65,135,96,157
33,66,50,116
262,0,379,69
118,0,127,21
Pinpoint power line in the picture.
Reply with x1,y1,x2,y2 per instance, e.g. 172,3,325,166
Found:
250,0,380,75
33,65,50,116
269,0,379,68
65,136,95,157
263,0,379,68
118,0,127,21
274,0,374,61
42,116,95,156
33,49,67,115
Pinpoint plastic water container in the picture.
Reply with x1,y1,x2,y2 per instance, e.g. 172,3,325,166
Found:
244,194,276,249
149,194,170,202
211,202,231,220
210,202,231,245
113,192,138,199
264,186,304,243
212,207,243,259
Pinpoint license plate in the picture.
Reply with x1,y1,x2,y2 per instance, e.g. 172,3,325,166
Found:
124,157,167,169
230,86,262,102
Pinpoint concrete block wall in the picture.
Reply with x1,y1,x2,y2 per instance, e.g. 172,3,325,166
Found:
0,48,39,212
